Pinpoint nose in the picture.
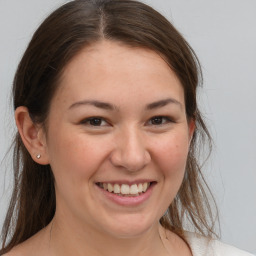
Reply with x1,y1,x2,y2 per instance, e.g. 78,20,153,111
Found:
110,127,151,172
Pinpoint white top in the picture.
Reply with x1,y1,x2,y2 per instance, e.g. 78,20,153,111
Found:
185,232,255,256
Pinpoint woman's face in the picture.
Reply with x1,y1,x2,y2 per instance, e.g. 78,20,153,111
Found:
43,40,194,238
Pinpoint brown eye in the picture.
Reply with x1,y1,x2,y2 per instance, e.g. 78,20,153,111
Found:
89,118,103,126
149,116,172,125
151,117,164,125
81,117,108,127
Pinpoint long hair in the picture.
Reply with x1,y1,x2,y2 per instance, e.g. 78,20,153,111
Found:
1,0,218,254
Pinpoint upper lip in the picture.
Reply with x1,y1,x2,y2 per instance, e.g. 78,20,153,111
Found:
95,179,156,185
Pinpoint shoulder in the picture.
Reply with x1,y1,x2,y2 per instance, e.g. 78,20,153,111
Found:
1,225,51,256
184,232,255,256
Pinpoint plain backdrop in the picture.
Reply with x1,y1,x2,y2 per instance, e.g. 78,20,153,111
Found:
0,0,255,254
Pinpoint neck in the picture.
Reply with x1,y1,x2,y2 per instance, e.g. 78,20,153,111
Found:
48,215,170,256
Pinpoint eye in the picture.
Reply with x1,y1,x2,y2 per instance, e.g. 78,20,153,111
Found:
81,117,108,127
148,116,172,126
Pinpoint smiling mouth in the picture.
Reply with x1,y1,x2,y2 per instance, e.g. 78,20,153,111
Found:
96,182,155,197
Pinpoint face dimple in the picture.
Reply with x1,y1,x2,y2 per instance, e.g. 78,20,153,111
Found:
44,40,192,238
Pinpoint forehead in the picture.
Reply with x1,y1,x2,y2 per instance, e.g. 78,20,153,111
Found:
53,40,184,108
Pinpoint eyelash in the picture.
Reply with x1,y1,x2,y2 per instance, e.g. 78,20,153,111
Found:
80,116,174,127
80,117,109,127
147,116,173,126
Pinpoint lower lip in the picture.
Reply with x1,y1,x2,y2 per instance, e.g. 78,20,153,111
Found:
96,183,155,207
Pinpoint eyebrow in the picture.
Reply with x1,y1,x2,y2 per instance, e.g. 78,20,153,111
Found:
69,100,118,111
68,98,182,111
146,98,182,110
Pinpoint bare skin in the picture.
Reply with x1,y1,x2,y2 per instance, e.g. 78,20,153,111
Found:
5,223,192,256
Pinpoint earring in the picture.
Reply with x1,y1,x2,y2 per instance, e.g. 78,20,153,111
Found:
36,154,41,159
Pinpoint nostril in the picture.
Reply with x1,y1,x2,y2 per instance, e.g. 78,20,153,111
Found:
109,137,151,172
110,154,148,172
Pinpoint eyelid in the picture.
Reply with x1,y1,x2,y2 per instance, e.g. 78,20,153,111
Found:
78,115,175,128
80,116,110,127
146,116,175,126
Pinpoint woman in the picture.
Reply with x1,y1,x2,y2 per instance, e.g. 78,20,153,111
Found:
0,0,254,255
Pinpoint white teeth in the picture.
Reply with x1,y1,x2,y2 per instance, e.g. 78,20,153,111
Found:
107,183,114,193
114,184,120,193
100,182,151,196
130,184,139,194
121,184,130,195
138,183,143,193
142,182,148,192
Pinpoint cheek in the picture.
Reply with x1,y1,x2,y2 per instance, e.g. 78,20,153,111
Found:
154,131,189,176
150,131,190,216
46,128,109,185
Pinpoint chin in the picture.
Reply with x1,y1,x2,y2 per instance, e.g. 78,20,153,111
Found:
100,214,158,239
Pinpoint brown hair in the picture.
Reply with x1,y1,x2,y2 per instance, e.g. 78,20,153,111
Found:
0,0,219,254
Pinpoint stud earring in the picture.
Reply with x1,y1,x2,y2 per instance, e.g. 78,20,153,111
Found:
36,154,41,159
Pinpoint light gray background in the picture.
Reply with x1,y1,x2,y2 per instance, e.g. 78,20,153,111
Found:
0,0,255,254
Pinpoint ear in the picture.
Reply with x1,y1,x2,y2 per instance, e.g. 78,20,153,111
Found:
15,106,49,165
188,118,195,144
